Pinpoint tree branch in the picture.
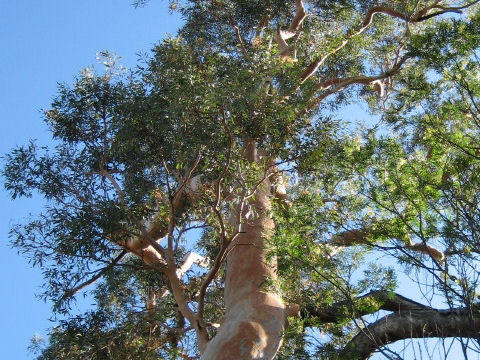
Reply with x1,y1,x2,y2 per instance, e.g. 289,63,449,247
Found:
165,265,210,354
303,290,432,323
197,114,237,326
169,150,204,251
299,1,478,85
418,0,480,21
305,290,480,359
227,14,248,58
176,251,210,278
61,250,127,300
328,226,445,263
309,55,410,107
273,0,306,61
341,307,480,360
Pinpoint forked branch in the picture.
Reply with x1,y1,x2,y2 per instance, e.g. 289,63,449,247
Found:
274,0,306,60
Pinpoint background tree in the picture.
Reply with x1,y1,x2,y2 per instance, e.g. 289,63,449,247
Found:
4,1,480,359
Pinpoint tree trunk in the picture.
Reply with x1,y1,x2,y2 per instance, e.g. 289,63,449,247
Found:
201,151,287,359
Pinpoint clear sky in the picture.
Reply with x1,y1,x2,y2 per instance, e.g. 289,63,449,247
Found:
0,1,181,359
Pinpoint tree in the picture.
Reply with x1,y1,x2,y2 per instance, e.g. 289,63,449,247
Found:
4,1,480,359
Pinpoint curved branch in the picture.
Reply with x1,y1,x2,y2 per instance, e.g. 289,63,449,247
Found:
341,308,480,360
306,291,480,359
419,1,480,21
289,0,307,34
310,55,410,107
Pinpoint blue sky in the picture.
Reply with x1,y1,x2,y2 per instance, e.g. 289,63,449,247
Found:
0,1,180,359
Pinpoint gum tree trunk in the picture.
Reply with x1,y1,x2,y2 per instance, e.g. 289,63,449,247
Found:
201,145,287,359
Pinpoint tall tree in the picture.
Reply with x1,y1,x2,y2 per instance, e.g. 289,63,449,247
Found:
4,1,480,359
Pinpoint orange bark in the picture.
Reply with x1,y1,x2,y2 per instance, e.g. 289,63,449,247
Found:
201,147,287,359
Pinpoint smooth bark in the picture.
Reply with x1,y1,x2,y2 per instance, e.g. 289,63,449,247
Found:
201,145,287,360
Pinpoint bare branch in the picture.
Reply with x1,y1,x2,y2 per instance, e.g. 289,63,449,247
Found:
274,26,294,58
176,252,210,278
289,0,307,34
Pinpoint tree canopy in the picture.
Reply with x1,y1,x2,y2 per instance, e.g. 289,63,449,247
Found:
4,1,480,359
